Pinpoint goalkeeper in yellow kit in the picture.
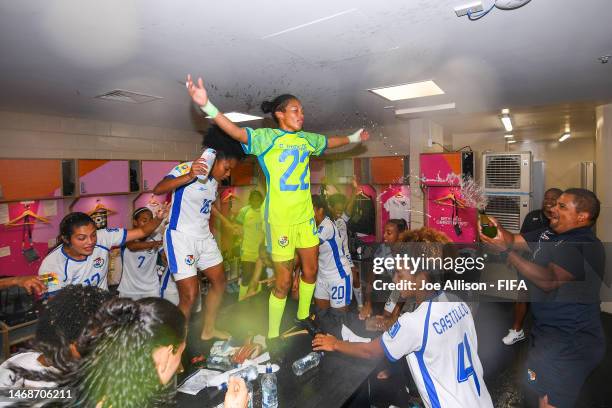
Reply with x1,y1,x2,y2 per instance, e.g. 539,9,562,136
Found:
186,74,369,339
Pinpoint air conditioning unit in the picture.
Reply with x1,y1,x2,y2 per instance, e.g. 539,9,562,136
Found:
482,152,532,232
484,193,532,233
482,152,531,193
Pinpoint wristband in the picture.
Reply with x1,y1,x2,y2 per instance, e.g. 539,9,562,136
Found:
347,128,363,143
200,100,219,119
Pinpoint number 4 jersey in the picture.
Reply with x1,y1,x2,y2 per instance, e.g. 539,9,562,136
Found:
381,292,493,408
241,128,326,225
39,228,127,292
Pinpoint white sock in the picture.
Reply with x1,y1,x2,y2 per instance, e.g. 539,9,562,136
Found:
353,286,363,307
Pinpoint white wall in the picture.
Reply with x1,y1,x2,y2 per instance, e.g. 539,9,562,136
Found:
0,111,203,161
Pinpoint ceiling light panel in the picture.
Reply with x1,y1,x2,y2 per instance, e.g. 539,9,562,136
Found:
370,80,445,101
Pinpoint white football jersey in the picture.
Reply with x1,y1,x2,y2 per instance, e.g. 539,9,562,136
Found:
334,213,354,267
118,234,162,298
39,228,127,292
384,195,411,224
317,217,352,280
166,162,218,238
381,293,493,408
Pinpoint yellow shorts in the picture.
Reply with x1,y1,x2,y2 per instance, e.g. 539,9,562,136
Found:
265,218,319,262
240,250,259,263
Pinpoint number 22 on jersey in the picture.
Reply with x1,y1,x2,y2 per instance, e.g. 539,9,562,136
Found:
279,149,309,191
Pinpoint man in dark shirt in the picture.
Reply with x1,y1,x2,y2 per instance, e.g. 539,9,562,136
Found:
502,188,563,345
481,188,605,408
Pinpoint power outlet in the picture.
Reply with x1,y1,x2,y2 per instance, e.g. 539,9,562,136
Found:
454,1,484,17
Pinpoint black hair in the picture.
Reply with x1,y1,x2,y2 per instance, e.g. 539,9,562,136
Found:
202,125,246,161
386,218,408,233
328,193,347,208
133,207,152,220
15,297,186,408
545,188,563,197
249,190,263,201
261,94,299,125
311,194,329,216
563,188,600,224
57,212,95,248
34,285,113,364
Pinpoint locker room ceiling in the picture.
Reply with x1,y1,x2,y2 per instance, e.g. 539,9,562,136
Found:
0,0,610,142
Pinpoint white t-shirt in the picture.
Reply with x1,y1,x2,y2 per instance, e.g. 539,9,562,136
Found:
0,352,57,388
317,217,352,280
166,162,218,239
381,293,493,408
384,195,411,224
334,213,353,267
39,228,127,292
118,234,162,298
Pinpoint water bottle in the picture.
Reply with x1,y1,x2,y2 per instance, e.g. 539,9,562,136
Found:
246,381,254,408
229,365,258,382
292,352,323,376
261,363,278,408
197,148,216,181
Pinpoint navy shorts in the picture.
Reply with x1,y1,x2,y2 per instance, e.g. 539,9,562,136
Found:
525,333,605,408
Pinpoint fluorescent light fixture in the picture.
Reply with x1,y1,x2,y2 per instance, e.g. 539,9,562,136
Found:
370,80,444,101
206,112,262,122
395,103,456,116
500,109,513,132
507,140,516,144
559,132,571,142
504,134,514,138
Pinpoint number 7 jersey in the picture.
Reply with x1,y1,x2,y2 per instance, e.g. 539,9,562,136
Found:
242,128,327,225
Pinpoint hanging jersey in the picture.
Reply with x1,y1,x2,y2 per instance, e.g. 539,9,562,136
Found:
241,128,327,225
381,293,493,408
384,195,411,224
118,234,162,298
236,205,264,256
166,162,218,238
317,217,351,280
39,228,127,292
334,213,353,267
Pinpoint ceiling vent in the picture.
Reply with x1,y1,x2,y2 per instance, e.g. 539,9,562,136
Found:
95,89,162,104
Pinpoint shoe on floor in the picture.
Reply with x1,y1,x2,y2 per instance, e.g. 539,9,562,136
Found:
295,314,324,337
502,329,525,345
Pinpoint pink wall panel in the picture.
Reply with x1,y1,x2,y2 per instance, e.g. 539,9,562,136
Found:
80,161,129,195
71,196,131,230
142,161,180,191
0,200,64,276
425,186,477,243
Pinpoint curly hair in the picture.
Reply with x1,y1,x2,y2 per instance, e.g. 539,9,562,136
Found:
16,297,186,408
34,285,113,362
202,125,246,161
395,228,452,279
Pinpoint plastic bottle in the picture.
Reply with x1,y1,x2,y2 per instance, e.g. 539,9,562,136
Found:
197,148,216,181
292,352,323,376
261,363,278,408
229,365,258,382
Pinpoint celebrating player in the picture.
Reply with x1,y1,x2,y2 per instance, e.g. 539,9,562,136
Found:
153,125,244,340
39,207,167,293
118,207,164,300
186,74,369,339
313,228,493,408
235,189,265,300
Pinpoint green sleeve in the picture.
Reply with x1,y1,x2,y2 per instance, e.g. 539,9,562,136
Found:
300,131,328,156
235,206,249,225
241,128,278,156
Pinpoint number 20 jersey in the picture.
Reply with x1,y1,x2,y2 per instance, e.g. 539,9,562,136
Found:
166,162,218,239
242,128,327,226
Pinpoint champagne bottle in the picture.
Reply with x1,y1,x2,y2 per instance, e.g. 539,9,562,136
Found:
479,211,498,238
